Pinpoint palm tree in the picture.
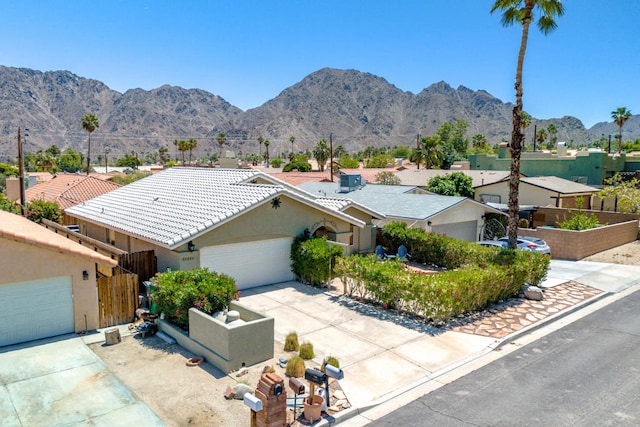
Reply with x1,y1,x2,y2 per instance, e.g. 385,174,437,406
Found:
257,136,264,157
535,128,547,150
289,135,296,155
187,138,197,164
263,139,270,163
419,135,443,169
174,139,188,165
491,0,564,249
217,132,227,157
313,139,330,171
612,107,632,153
80,114,99,175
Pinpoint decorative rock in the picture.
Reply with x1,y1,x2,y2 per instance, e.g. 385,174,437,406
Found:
232,383,254,400
524,285,544,301
235,367,249,377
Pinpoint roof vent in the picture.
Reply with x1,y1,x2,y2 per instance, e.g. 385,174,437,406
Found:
339,174,363,193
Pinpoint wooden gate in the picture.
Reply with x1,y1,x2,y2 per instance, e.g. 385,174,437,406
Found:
119,250,157,293
97,273,139,328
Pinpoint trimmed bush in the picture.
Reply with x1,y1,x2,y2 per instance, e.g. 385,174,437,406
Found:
299,342,315,360
285,356,306,377
335,222,550,325
290,235,343,286
150,268,239,330
284,332,300,352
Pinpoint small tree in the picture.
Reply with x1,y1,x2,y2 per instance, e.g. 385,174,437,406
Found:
598,173,640,213
375,171,401,185
25,199,62,223
427,172,473,197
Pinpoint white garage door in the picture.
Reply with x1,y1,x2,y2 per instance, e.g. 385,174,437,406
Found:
0,276,74,347
432,220,478,242
200,238,294,289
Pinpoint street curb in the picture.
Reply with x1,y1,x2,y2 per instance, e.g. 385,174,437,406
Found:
319,288,626,426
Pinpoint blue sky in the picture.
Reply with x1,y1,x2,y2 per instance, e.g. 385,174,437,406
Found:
2,1,638,128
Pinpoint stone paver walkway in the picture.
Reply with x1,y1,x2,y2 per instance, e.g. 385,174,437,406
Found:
448,281,603,338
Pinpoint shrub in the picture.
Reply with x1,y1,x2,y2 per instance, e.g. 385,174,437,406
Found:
150,268,239,330
365,154,393,168
284,332,300,351
269,157,283,168
290,235,343,286
285,356,306,377
299,342,315,360
321,356,340,372
283,161,312,172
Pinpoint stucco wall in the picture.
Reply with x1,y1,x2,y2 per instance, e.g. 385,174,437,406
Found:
0,238,100,331
519,220,638,260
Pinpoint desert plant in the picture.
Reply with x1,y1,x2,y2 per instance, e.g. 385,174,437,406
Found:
284,331,300,352
321,356,340,372
285,356,306,377
299,342,315,360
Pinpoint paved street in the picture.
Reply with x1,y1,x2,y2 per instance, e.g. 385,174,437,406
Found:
367,286,640,426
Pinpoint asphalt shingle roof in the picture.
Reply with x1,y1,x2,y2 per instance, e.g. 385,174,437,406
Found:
66,168,364,249
521,176,599,194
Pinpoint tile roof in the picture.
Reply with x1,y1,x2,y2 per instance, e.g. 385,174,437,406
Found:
25,173,121,209
521,176,599,194
265,171,334,186
65,168,365,249
0,210,118,267
298,182,472,220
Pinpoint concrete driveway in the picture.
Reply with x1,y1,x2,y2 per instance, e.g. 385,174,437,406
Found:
0,335,163,427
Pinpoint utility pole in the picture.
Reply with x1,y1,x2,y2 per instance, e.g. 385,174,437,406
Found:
416,134,421,170
329,133,334,182
17,128,27,216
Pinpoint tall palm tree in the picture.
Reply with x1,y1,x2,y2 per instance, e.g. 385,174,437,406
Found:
491,0,564,249
263,139,270,163
289,135,296,155
257,136,264,157
80,114,99,175
612,107,632,153
187,138,197,165
217,132,227,157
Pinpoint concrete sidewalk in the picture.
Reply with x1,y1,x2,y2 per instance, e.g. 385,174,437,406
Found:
239,259,640,425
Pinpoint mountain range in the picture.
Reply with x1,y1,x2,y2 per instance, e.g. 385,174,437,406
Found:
0,65,636,161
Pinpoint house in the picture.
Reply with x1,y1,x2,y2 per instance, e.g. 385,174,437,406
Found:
0,210,118,347
474,175,599,209
298,178,505,242
65,168,382,289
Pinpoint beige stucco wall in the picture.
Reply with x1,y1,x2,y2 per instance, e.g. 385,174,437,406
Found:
475,182,594,208
0,238,100,332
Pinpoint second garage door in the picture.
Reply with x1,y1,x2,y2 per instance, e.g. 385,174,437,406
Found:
200,238,294,289
0,276,74,347
432,220,478,242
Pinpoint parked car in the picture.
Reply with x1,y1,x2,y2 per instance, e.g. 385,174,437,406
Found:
498,236,551,255
477,237,551,256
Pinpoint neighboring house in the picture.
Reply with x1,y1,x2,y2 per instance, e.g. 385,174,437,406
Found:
298,178,505,242
65,168,381,290
474,176,599,209
396,169,512,191
0,210,118,347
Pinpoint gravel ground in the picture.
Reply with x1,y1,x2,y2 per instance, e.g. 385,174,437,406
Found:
581,240,640,265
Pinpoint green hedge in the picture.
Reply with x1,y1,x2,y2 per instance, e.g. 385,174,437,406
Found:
290,235,343,286
150,268,239,330
335,222,550,324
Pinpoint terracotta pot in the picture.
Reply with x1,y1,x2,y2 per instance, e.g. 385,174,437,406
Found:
303,394,324,422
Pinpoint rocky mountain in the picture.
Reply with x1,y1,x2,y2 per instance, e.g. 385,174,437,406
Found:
590,115,640,142
0,65,617,161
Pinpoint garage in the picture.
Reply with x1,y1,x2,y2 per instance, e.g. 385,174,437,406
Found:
0,276,74,347
200,238,295,289
432,220,479,242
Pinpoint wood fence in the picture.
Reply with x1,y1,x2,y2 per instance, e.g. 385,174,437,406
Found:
97,273,139,328
118,250,157,293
